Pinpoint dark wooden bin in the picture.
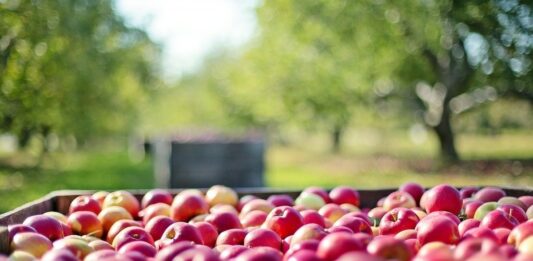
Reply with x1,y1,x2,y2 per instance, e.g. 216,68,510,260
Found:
0,187,531,254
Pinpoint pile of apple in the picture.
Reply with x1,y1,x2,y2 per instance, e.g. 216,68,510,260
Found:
4,184,533,261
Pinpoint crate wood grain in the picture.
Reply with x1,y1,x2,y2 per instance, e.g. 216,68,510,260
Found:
0,187,530,254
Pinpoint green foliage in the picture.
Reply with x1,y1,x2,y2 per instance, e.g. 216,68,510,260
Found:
0,0,160,145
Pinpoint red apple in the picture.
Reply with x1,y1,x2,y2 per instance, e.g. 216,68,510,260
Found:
499,244,519,259
383,191,416,211
103,190,140,218
171,193,209,222
300,209,326,228
464,199,484,219
497,204,528,224
493,228,511,245
241,210,268,228
240,199,275,217
237,195,258,211
318,203,348,223
379,207,419,235
458,219,481,237
87,239,113,251
210,204,238,215
216,228,247,246
141,189,173,209
474,202,499,220
205,211,243,233
263,206,304,239
395,229,417,240
53,237,93,259
340,211,372,226
41,248,78,261
234,247,283,261
144,216,174,241
290,224,327,246
205,185,238,207
332,216,372,235
118,241,157,257
160,222,203,247
112,226,154,250
140,203,170,224
219,245,249,260
327,226,353,234
415,242,454,261
462,227,499,242
416,216,459,245
329,186,360,207
399,182,425,205
192,221,218,247
285,249,320,261
424,211,460,225
23,214,64,241
97,206,133,234
155,241,196,261
285,239,320,259
106,219,141,243
508,220,533,247
91,191,109,207
7,225,37,242
337,251,386,261
423,184,462,215
316,233,364,261
69,195,101,214
454,238,499,260
498,196,527,211
10,232,52,258
84,249,118,261
460,186,479,199
475,187,506,203
367,236,412,261
67,211,103,238
302,187,331,203
244,228,282,250
519,196,533,208
170,244,220,261
480,209,519,229
267,194,294,207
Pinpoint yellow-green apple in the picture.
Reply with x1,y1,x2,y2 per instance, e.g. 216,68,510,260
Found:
508,220,533,247
216,228,247,246
69,195,101,214
241,210,267,228
240,199,275,217
416,216,459,245
144,216,174,241
460,186,479,199
140,202,170,224
41,248,78,261
141,189,173,209
205,211,243,233
454,238,499,260
105,219,141,243
528,205,533,219
171,193,209,222
8,250,37,261
300,209,326,227
67,211,103,238
367,236,412,261
458,219,481,237
23,215,64,241
399,182,425,205
497,204,528,223
8,225,37,242
318,203,348,223
329,186,360,207
90,191,108,207
462,227,499,242
474,187,506,203
379,207,420,235
302,186,331,204
160,222,203,247
290,224,327,246
118,241,157,257
498,196,527,211
97,206,133,234
518,236,533,255
480,209,519,229
423,184,462,215
112,226,154,250
295,193,326,210
192,221,218,247
316,233,364,260
383,191,416,211
333,216,372,234
267,194,294,207
10,232,52,258
52,237,94,259
244,228,282,250
103,190,140,218
474,202,499,220
205,185,238,207
263,206,304,238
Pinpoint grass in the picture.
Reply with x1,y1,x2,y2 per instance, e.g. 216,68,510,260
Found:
0,131,532,213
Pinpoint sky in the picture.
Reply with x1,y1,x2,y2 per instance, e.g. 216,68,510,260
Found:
114,0,260,80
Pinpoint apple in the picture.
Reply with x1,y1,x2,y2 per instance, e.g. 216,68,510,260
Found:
170,244,220,261
205,185,238,207
318,203,348,223
69,195,101,214
43,212,68,224
518,236,533,254
240,199,275,217
143,216,174,242
97,206,133,234
327,225,353,234
302,187,331,203
475,187,506,202
41,248,78,261
285,249,320,261
219,245,249,260
474,202,499,220
234,247,283,261
497,204,528,223
462,227,499,242
412,209,427,221
210,204,238,215
171,193,209,222
10,232,52,258
8,250,37,261
379,207,420,235
295,193,326,210
140,203,170,224
244,228,282,250
237,195,258,211
367,236,412,261
91,191,109,207
458,219,481,237
498,196,528,211
112,226,154,250
263,206,304,238
8,225,37,242
216,228,247,245
394,229,417,240
87,239,113,251
493,228,511,245
241,210,268,228
141,189,173,209
84,249,117,261
399,182,425,205
290,224,327,246
416,216,459,245
155,241,196,261
424,211,460,225
192,221,218,247
340,211,372,226
106,219,141,243
460,186,479,199
53,237,94,259
480,209,519,229
103,190,140,218
160,222,203,247
300,209,326,227
415,242,454,261
377,197,386,208
118,241,157,257
205,211,243,233
499,244,519,259
316,233,364,260
528,205,533,219
267,194,294,207
337,251,386,261
285,239,320,259
464,199,484,219
67,211,103,238
508,220,533,247
332,216,372,235
23,214,64,241
454,238,499,260
423,184,462,215
329,186,360,207
519,196,533,208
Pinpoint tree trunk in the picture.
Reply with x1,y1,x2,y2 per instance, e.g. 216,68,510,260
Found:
432,103,459,163
331,124,343,153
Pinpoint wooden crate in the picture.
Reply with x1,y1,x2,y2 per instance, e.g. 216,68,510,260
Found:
0,187,530,254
